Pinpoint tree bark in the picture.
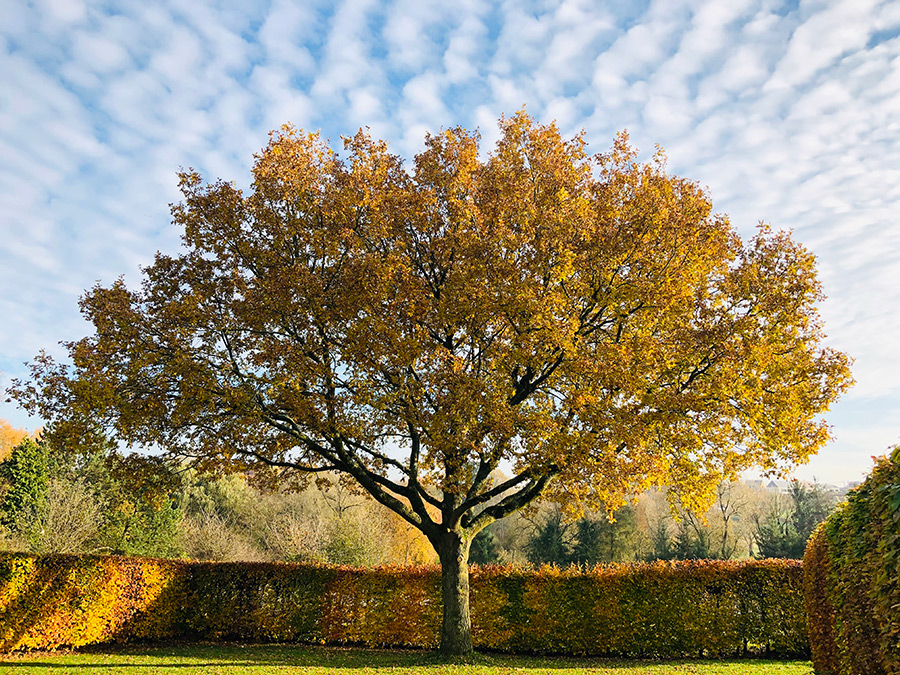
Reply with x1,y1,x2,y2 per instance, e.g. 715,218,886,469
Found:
435,530,473,656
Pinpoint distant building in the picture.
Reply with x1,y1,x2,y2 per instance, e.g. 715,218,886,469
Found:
765,479,793,494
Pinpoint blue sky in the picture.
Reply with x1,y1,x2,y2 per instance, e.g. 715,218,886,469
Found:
2,0,899,485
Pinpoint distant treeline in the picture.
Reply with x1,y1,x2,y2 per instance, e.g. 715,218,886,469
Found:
0,427,837,565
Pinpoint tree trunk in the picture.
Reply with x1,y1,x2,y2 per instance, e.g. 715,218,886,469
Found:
435,530,473,656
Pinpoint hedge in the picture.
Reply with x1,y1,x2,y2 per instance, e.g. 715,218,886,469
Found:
0,553,807,656
804,447,900,674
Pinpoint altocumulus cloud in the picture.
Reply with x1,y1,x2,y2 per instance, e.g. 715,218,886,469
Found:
2,0,899,484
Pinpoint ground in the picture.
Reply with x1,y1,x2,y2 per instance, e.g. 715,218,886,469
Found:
0,643,814,674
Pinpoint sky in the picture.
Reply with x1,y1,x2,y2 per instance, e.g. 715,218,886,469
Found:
1,0,899,486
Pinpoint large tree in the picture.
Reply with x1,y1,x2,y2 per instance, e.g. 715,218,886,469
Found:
10,112,852,654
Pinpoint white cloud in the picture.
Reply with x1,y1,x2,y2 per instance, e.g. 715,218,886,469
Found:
38,0,86,25
310,0,384,103
258,0,320,66
716,47,770,94
492,4,551,77
766,0,881,89
71,31,132,73
443,14,488,84
383,0,450,73
594,24,668,82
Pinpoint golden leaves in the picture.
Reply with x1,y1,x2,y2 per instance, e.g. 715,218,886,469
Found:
10,109,852,526
0,420,35,462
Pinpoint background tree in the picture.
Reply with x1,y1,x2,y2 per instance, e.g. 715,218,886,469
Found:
569,517,603,566
672,511,713,560
87,453,182,557
0,419,36,461
0,438,49,530
570,505,640,566
525,508,570,566
598,505,640,563
10,111,852,655
0,438,184,556
469,526,501,565
710,481,744,559
754,481,833,558
647,517,676,561
16,477,103,554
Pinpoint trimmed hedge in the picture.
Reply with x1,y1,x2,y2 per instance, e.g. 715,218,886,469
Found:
804,448,900,674
0,553,806,656
470,560,807,656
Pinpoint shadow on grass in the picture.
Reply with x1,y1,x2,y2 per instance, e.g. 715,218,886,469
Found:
0,642,812,671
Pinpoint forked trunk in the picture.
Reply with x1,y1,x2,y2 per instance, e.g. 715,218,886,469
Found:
435,530,473,656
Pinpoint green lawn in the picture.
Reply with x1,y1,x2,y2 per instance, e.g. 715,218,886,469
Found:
0,643,814,674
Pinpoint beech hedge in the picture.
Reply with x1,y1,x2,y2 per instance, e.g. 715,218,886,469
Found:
0,553,806,656
804,448,900,674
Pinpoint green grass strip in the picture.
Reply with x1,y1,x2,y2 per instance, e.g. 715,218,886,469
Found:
0,643,814,674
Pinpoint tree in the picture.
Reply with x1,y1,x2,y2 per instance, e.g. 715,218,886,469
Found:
570,517,603,566
97,454,183,558
469,526,501,565
0,438,49,530
9,111,853,654
708,481,750,559
673,511,713,559
754,481,833,558
0,419,35,462
525,508,570,565
570,505,640,566
17,477,103,554
647,517,675,561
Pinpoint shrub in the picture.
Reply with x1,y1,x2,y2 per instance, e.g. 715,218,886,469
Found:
178,511,266,562
803,447,900,674
0,552,806,656
17,478,103,554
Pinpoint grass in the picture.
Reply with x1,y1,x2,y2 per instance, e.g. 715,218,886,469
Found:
0,643,814,674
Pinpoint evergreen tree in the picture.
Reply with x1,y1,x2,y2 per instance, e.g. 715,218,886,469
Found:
526,511,569,566
0,438,49,529
603,505,639,562
647,518,675,560
571,505,640,565
570,517,604,566
755,512,796,558
755,482,832,558
673,513,712,559
789,482,831,540
469,526,501,565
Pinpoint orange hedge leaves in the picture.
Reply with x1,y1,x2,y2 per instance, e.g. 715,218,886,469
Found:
0,553,806,656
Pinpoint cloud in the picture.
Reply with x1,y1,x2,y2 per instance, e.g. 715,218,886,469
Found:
383,0,452,73
442,13,488,84
258,0,320,66
71,31,132,73
766,0,883,90
37,0,86,25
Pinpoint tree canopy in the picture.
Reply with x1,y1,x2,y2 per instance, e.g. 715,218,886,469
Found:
10,111,853,654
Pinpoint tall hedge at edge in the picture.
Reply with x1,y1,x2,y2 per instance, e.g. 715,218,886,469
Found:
804,447,900,674
0,553,806,656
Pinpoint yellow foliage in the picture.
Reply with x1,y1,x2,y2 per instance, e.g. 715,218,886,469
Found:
0,552,806,656
0,419,36,462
